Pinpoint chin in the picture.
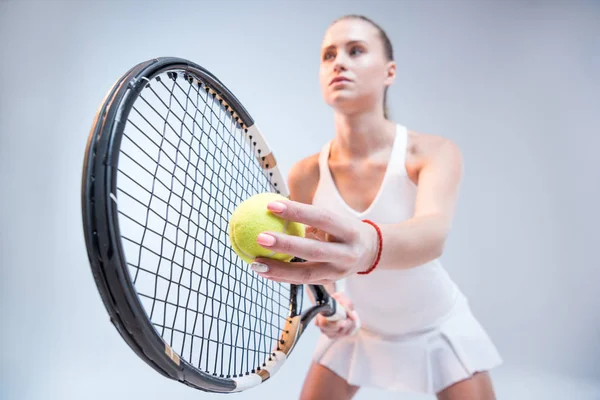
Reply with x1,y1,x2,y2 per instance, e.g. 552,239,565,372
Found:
326,93,362,114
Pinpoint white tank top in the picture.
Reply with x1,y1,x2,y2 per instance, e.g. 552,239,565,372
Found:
312,124,463,336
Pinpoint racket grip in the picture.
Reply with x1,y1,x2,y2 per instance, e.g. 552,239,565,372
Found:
325,299,347,322
325,300,361,336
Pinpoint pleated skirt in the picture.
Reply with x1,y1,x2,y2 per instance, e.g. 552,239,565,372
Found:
312,296,503,394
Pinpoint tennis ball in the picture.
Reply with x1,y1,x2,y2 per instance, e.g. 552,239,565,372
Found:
228,193,305,264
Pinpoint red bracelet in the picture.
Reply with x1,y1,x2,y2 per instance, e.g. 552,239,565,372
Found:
358,219,382,275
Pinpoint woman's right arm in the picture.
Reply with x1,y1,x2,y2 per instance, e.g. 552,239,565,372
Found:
287,155,359,337
286,154,337,296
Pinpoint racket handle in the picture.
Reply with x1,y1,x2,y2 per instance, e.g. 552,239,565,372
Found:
325,299,347,322
325,299,361,336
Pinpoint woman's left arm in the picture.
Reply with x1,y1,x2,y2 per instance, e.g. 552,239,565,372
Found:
377,137,463,269
251,137,463,284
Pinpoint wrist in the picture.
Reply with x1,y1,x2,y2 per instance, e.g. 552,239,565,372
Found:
358,220,382,275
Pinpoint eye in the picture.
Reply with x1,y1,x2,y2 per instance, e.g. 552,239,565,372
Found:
349,46,364,56
322,51,335,61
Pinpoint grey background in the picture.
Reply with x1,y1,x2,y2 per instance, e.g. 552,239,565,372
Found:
1,0,599,399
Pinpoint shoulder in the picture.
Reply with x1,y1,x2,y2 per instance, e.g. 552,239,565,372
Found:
287,153,321,204
405,130,463,183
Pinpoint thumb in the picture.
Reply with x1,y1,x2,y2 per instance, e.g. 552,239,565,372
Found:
315,315,322,327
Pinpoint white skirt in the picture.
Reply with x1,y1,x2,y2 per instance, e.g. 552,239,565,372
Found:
312,296,503,394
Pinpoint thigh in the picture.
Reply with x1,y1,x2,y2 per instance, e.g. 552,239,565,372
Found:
300,362,360,400
437,371,496,400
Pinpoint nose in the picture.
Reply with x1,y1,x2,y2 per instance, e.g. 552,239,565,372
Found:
333,54,348,73
333,63,347,73
333,61,346,74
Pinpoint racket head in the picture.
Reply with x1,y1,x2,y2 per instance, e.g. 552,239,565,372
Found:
81,57,333,392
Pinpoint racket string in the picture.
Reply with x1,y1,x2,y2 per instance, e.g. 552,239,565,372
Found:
116,69,293,378
129,95,264,227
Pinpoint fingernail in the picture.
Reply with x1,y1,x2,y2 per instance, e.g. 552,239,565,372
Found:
251,262,269,273
257,233,276,247
267,201,287,213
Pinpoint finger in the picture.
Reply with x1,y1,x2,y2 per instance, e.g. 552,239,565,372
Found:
252,259,336,285
255,271,334,286
257,231,347,263
332,322,352,336
266,200,355,242
341,323,356,336
327,319,349,336
322,327,341,337
255,273,335,287
317,318,344,332
336,321,348,333
320,320,343,331
325,324,345,336
260,276,334,286
315,315,337,329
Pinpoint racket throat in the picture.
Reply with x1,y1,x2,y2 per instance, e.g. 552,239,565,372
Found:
306,284,337,317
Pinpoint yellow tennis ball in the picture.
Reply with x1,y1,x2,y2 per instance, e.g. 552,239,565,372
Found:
228,193,305,264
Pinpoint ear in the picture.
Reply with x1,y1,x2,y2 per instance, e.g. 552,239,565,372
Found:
384,60,397,86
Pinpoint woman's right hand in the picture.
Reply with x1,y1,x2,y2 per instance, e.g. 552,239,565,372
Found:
315,292,360,339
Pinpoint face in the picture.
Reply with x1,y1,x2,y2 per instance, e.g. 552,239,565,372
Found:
319,19,396,115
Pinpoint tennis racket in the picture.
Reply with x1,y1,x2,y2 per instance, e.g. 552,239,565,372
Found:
81,57,351,393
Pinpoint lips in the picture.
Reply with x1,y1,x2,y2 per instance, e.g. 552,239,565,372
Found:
330,76,351,86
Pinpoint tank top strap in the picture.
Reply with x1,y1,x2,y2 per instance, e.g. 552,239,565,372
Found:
318,139,333,183
387,124,409,176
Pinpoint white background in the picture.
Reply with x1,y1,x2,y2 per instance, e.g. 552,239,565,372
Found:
1,0,599,399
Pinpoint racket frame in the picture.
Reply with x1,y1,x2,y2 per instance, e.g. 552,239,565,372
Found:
81,57,341,393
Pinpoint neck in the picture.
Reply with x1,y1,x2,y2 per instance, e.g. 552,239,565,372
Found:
331,111,396,161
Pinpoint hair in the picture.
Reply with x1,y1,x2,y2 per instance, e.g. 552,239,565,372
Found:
331,15,394,119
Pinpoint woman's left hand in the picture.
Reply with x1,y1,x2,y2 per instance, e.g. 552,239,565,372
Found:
249,199,379,284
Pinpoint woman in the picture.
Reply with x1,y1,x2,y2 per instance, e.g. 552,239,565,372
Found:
249,15,503,399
